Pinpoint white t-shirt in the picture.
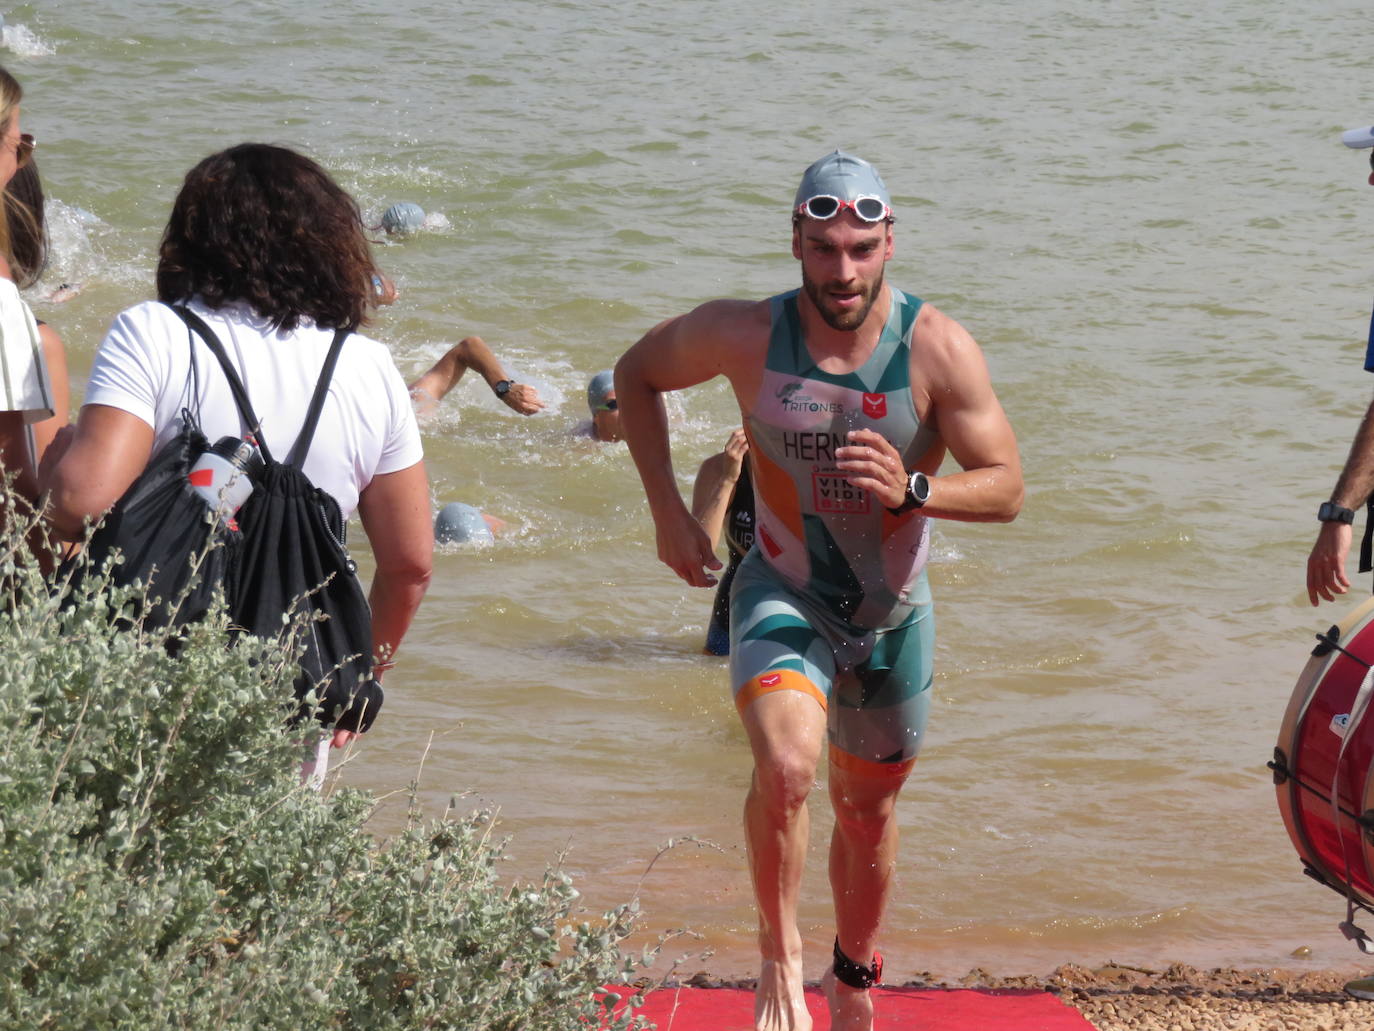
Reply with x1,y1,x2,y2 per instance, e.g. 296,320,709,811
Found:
0,277,54,420
84,299,422,518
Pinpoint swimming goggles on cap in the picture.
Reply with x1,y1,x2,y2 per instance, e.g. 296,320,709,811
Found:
794,194,891,223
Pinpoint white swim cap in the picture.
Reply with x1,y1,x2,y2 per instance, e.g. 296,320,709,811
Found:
381,201,426,234
1342,125,1374,149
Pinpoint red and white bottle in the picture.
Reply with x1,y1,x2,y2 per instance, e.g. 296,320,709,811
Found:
188,436,263,526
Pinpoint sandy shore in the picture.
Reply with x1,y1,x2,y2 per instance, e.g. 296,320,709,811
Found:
671,964,1374,1030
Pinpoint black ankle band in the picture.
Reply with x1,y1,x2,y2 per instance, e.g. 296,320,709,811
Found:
832,937,883,990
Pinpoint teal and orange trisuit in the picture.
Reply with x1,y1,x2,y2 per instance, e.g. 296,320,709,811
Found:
732,286,937,778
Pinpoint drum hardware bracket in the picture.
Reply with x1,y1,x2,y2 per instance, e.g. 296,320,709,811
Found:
1313,626,1373,667
1269,748,1290,785
1269,748,1366,824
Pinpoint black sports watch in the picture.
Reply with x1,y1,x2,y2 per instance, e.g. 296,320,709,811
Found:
493,379,514,398
887,471,930,515
1318,501,1356,525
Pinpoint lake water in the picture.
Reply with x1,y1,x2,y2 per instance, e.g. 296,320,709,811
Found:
11,0,1374,980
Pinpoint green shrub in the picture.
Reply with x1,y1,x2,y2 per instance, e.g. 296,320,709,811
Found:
0,497,649,1030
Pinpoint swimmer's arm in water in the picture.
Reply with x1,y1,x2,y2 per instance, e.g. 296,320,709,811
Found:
691,428,749,550
408,336,545,417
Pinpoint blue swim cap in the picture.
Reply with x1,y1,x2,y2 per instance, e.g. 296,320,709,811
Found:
587,369,615,414
794,151,891,213
381,201,426,234
434,502,493,545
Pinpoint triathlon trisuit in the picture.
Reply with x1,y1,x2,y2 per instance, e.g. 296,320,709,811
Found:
704,462,754,656
730,286,937,775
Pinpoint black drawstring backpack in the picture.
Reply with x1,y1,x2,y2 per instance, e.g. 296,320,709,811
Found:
170,304,379,733
61,330,241,633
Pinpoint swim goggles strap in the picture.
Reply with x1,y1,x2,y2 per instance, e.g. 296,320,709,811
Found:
832,938,883,990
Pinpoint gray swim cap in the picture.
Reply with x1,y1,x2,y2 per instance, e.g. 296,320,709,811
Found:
381,201,426,234
793,150,891,214
587,369,615,414
434,502,493,545
1343,125,1374,149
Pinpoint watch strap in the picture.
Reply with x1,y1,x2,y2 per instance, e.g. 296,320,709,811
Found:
1319,501,1356,525
886,471,928,515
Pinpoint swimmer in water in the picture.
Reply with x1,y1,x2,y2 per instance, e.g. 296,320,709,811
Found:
409,336,544,418
584,369,620,442
433,501,506,546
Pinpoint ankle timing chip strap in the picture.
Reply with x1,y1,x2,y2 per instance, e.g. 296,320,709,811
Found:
832,938,883,990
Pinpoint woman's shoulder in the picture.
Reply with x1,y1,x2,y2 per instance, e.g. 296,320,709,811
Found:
106,299,183,337
338,328,407,380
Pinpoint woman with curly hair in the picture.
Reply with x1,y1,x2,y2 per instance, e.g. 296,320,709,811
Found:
43,143,433,765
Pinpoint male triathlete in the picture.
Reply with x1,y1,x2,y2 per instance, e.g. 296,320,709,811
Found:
616,151,1023,1031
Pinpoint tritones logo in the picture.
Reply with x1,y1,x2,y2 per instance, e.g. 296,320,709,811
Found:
776,382,803,401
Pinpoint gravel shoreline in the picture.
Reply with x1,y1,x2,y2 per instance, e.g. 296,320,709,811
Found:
666,964,1374,1030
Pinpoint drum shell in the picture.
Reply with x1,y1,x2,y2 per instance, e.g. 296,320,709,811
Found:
1275,596,1374,907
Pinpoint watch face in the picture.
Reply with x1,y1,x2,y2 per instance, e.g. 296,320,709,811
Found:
911,472,930,504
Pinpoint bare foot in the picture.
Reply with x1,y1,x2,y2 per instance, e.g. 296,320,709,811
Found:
755,956,812,1031
822,967,875,1031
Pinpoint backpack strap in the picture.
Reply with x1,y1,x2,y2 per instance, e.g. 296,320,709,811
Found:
286,327,349,469
167,303,349,469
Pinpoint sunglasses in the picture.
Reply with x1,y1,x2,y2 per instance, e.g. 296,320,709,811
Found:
12,133,34,169
795,194,891,223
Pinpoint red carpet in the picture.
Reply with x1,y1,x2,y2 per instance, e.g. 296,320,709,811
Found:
601,984,1097,1030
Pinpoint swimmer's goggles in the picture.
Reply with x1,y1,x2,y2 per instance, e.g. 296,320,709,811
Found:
597,399,618,412
14,134,33,170
794,194,891,223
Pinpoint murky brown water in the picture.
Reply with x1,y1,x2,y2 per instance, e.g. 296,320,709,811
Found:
19,0,1374,979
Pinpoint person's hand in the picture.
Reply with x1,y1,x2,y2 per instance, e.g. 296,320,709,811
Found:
372,272,398,306
331,728,360,749
1308,520,1354,606
502,383,545,415
654,501,723,587
836,428,908,509
722,427,749,475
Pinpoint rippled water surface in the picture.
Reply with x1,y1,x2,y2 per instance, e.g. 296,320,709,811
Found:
12,0,1374,978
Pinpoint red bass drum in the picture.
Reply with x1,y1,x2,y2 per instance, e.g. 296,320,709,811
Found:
1274,596,1374,910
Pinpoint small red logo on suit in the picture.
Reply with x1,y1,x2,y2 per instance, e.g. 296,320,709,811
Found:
862,393,887,418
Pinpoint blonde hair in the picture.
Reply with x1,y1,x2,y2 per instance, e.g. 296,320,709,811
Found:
0,65,24,266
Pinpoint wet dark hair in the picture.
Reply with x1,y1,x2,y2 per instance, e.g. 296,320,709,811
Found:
156,143,375,332
6,158,46,289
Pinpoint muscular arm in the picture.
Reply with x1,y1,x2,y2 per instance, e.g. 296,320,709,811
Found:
839,305,1023,520
1307,395,1374,605
616,300,764,586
